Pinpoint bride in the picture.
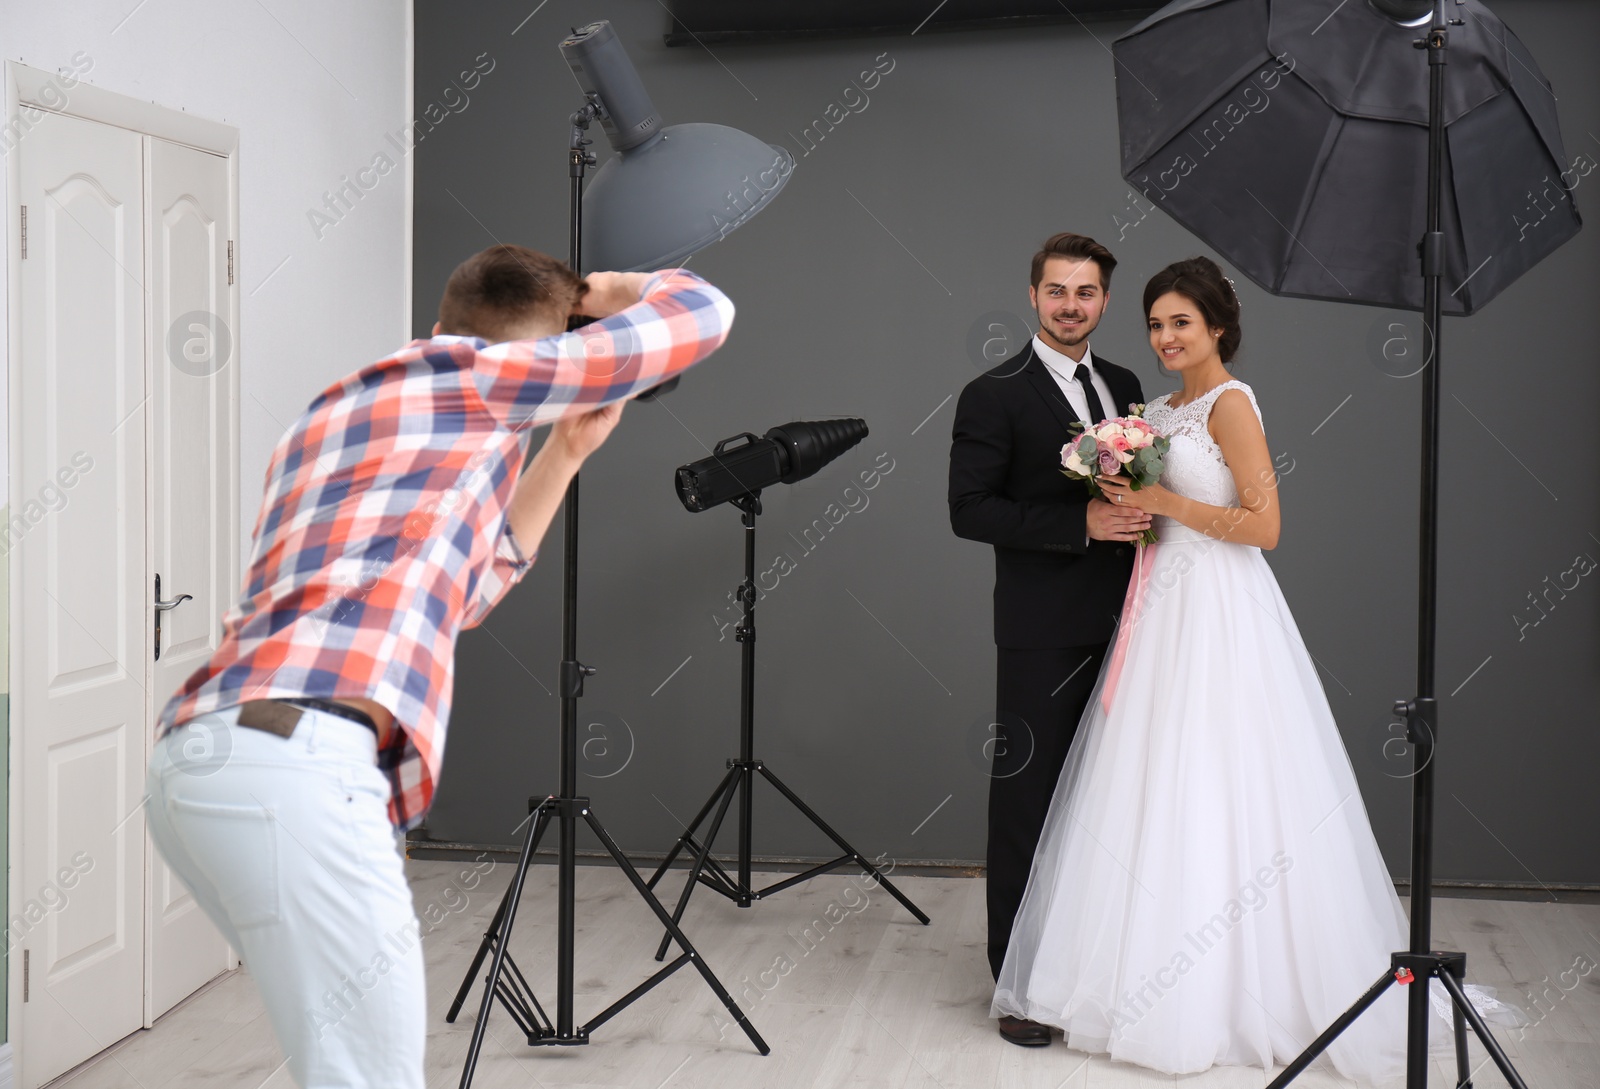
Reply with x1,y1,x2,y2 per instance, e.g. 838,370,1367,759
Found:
990,256,1518,1081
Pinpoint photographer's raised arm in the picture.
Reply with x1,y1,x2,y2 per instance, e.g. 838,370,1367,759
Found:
464,422,601,629
460,269,734,627
471,268,735,432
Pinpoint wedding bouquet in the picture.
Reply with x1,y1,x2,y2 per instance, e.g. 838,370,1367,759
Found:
1060,404,1169,545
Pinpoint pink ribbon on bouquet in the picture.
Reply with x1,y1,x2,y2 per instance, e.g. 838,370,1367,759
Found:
1100,542,1158,715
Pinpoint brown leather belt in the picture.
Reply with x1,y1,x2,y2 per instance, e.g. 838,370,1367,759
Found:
235,698,378,738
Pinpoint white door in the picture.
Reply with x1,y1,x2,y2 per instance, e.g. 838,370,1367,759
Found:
144,135,237,1020
16,109,148,1087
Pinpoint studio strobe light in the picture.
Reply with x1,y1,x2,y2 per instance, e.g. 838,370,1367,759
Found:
560,20,791,273
647,415,928,966
446,19,788,1084
675,418,868,513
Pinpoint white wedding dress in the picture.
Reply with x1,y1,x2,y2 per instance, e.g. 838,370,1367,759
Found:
991,380,1520,1082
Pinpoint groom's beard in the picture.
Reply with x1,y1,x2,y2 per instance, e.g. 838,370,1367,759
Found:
1037,309,1095,353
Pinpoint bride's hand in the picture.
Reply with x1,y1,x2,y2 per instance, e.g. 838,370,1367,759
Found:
1097,474,1170,515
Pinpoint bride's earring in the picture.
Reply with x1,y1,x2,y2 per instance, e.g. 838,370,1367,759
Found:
1212,328,1233,370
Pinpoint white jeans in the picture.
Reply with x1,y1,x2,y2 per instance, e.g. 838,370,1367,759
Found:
146,704,425,1089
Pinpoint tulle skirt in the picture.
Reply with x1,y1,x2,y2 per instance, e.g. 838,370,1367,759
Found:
990,532,1520,1082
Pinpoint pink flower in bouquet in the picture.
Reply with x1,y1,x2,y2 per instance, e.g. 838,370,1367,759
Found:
1059,404,1173,546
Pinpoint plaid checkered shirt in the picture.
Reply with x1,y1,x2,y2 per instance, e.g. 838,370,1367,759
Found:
156,270,734,829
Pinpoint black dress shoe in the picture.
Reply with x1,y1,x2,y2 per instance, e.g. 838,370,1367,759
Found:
997,1015,1052,1047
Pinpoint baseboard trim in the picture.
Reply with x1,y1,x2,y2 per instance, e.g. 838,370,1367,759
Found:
404,837,982,878
403,838,1597,899
1393,880,1600,903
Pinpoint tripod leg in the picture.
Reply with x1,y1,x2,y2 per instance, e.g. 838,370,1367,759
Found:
1435,967,1528,1089
1453,999,1472,1089
446,804,554,1023
655,769,743,962
446,879,509,1024
582,808,770,1055
1267,968,1398,1089
457,799,553,1089
683,833,741,894
645,765,738,891
756,764,930,924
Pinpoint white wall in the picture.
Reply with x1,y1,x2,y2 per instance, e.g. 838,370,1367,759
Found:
0,3,411,1046
0,0,414,554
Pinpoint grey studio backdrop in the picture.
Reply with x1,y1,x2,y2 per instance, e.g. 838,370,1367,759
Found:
411,0,1599,890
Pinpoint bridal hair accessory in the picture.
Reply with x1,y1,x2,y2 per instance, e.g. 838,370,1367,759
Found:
1224,274,1240,307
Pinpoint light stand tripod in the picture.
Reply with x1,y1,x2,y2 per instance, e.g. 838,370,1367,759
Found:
1268,6,1526,1086
644,489,928,963
443,98,769,1088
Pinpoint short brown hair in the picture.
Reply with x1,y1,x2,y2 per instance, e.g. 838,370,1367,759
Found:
437,244,586,342
1030,232,1117,293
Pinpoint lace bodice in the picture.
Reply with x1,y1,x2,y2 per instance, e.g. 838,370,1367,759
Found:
1141,380,1263,541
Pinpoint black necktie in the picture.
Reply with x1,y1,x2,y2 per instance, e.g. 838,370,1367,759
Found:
1074,362,1107,424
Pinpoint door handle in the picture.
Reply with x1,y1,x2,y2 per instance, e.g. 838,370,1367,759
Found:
154,573,192,660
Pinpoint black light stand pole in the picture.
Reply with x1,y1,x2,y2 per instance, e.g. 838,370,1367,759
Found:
1403,3,1450,1080
1266,6,1527,1086
643,491,928,964
444,97,769,1088
552,89,590,1045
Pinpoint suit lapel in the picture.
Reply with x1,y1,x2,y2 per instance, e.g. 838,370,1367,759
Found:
1023,345,1141,437
1022,350,1087,438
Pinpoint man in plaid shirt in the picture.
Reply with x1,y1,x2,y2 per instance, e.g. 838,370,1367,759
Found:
146,245,735,1088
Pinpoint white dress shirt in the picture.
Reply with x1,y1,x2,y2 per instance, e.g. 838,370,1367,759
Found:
1033,335,1119,549
1031,334,1118,425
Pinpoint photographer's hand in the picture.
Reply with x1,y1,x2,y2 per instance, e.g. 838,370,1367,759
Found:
502,404,624,559
551,401,624,462
572,271,654,322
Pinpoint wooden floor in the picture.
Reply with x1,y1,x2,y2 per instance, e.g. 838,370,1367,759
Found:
50,860,1600,1089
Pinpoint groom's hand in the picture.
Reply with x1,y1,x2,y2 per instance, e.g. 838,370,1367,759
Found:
1086,497,1152,542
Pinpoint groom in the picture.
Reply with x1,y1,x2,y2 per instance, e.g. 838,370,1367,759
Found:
948,232,1149,1047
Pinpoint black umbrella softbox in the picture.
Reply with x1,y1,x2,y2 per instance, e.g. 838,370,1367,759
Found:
1113,0,1580,314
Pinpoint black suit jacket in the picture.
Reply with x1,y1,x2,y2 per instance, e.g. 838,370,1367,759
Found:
948,345,1146,648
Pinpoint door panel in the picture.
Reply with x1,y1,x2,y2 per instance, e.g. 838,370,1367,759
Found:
145,135,237,1019
17,109,148,1088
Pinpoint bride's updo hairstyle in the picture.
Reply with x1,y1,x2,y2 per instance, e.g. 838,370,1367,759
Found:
1142,256,1243,364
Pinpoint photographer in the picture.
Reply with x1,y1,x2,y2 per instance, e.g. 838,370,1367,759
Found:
145,244,734,1088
